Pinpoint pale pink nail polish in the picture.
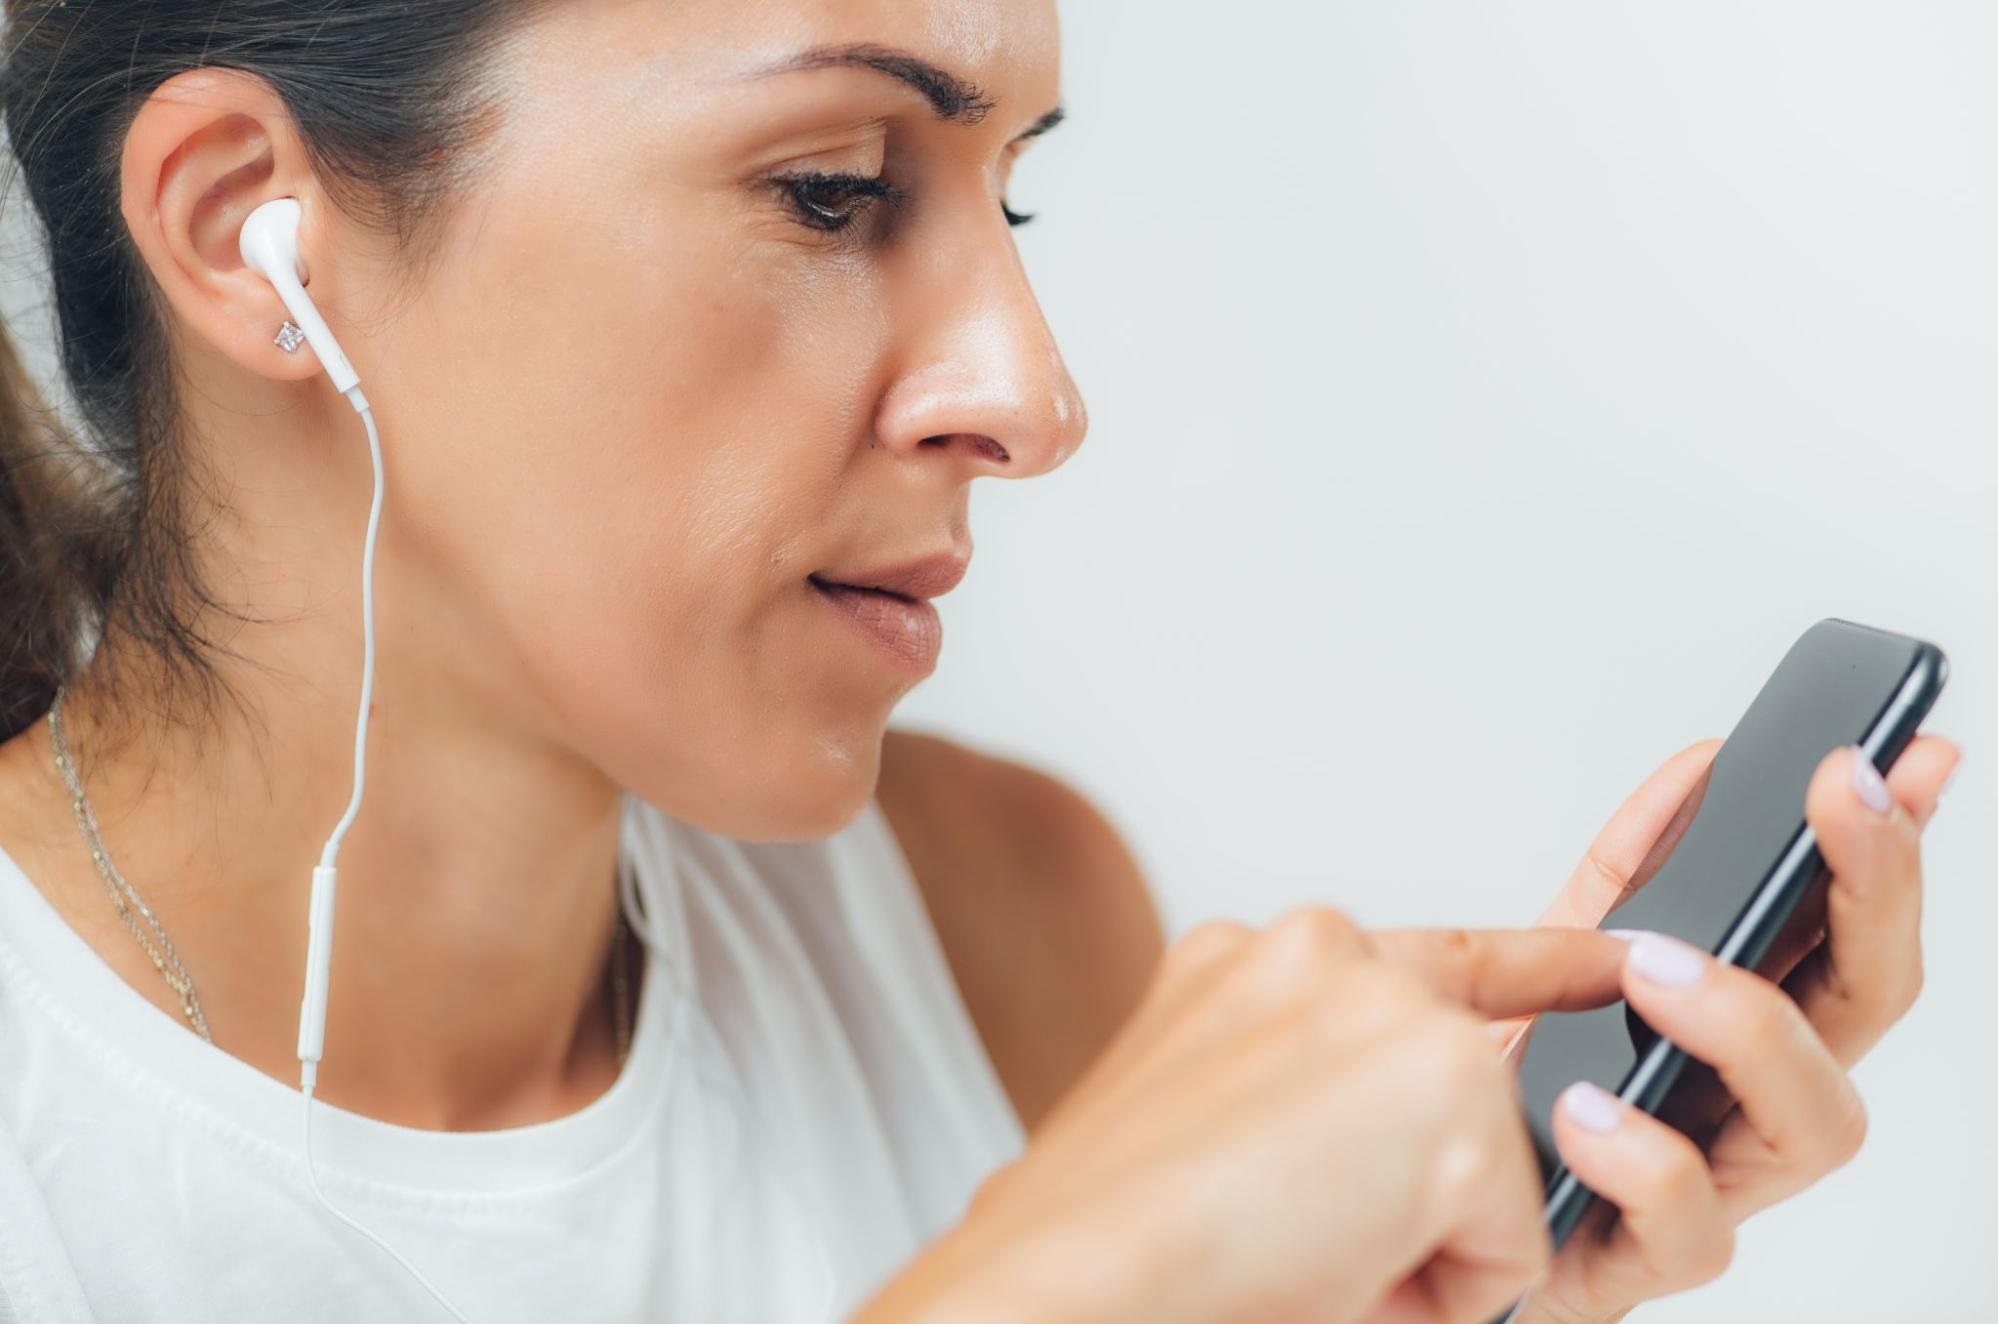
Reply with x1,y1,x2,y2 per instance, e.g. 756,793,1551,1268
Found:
1628,931,1706,987
1561,1081,1622,1135
1851,747,1892,816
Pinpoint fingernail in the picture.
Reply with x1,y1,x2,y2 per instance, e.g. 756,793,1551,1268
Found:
1941,747,1965,801
1851,747,1893,816
1628,931,1706,987
1560,1081,1623,1135
1605,929,1642,943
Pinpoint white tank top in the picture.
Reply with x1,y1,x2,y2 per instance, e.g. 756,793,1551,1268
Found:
0,793,1026,1324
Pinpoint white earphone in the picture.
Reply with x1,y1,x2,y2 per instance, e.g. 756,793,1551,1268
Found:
239,198,368,412
238,196,469,1323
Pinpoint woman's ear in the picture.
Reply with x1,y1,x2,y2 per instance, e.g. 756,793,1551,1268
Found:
117,66,335,387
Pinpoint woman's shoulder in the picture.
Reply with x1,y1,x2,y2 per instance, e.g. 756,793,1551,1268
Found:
874,728,1167,1135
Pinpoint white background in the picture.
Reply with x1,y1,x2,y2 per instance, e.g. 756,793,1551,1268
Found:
5,4,1994,1322
902,4,1995,1322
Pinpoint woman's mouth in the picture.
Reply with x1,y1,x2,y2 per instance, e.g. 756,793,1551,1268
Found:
807,576,945,675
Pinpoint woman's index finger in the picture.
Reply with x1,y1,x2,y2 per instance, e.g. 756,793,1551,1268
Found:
1371,927,1630,1019
1536,739,1722,930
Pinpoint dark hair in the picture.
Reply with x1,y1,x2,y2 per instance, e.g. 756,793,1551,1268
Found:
0,0,541,746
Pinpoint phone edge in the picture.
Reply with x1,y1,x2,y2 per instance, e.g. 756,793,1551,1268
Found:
1538,635,1947,1252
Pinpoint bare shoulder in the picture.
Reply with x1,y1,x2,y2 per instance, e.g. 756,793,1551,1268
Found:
875,727,1167,1136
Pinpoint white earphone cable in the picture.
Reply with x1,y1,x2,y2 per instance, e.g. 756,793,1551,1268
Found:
319,386,377,873
301,1079,473,1324
293,389,476,1324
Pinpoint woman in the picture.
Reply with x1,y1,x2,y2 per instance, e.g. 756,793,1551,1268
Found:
0,2,1961,1322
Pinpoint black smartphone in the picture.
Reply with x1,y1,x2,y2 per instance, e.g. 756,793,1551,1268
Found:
1509,618,1947,1258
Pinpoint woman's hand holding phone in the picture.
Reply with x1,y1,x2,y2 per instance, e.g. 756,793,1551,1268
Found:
1512,733,1963,1324
851,726,1959,1324
851,919,1632,1324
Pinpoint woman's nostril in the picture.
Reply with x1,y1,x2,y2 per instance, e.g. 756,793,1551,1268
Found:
918,434,1011,463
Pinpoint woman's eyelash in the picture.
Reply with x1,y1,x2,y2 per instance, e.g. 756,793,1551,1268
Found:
774,172,905,233
771,171,1041,234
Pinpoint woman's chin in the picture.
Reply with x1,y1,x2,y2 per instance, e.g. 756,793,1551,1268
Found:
631,725,887,845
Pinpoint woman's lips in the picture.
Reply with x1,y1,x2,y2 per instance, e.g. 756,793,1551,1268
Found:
808,578,944,674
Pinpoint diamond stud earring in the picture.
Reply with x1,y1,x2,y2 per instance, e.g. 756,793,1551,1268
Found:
274,321,307,354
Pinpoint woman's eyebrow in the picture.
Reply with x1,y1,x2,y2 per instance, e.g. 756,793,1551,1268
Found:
744,42,1066,141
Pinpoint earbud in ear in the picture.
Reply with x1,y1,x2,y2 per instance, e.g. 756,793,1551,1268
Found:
239,197,362,399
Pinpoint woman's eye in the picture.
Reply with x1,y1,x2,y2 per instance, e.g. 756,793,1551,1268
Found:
776,172,903,233
772,173,1038,235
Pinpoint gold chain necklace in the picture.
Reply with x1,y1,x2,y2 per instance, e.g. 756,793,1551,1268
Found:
46,685,632,1063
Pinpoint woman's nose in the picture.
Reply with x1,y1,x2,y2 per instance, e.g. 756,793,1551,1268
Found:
873,246,1089,479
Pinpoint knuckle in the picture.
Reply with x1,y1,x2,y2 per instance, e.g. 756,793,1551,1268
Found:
1895,958,1927,1019
1165,918,1250,970
1825,1087,1870,1170
1649,1136,1714,1212
1194,907,1373,1033
1432,925,1476,959
1267,904,1362,955
1431,925,1492,989
1730,972,1804,1053
1253,906,1365,990
1583,847,1632,899
1691,1224,1737,1286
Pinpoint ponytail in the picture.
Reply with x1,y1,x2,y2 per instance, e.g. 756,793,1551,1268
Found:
0,305,87,740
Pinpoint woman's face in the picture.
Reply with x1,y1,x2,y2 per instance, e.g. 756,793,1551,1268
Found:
352,0,1083,840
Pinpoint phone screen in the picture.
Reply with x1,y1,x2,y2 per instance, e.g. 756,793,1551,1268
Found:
1514,621,1939,1194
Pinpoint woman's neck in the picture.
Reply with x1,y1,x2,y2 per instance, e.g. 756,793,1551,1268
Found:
0,649,641,1132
